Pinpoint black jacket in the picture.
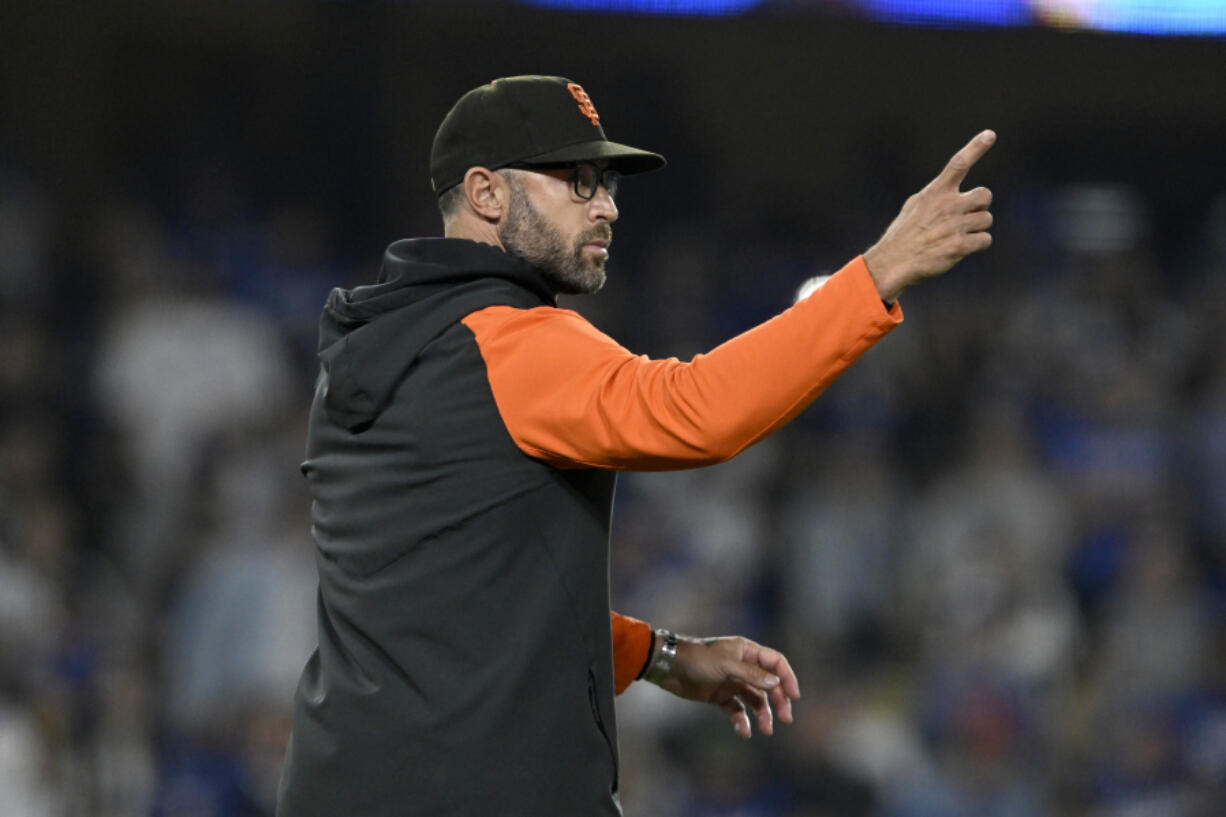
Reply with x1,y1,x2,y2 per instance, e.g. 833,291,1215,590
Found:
277,238,625,816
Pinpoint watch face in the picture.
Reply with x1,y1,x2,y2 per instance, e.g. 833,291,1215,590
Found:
645,630,678,684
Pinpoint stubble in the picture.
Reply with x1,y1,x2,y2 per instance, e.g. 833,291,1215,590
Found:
498,171,611,295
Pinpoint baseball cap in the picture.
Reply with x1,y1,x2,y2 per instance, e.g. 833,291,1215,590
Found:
430,75,666,195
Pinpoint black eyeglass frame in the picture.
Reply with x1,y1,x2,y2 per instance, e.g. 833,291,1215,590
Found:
504,160,620,201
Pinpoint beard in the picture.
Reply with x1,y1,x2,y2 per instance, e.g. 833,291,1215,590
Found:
498,173,611,295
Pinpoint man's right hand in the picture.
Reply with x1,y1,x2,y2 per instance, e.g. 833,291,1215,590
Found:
862,130,996,302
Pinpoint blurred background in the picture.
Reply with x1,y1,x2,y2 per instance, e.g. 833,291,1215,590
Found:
3,1,1226,815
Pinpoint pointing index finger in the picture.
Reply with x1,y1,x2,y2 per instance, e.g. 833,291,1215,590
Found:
936,129,996,190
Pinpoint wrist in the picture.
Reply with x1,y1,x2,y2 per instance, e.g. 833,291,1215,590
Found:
862,247,904,303
634,628,657,681
643,628,678,685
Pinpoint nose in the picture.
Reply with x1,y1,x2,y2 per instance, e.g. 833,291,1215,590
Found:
588,185,618,223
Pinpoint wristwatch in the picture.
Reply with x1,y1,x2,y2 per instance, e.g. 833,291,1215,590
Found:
644,629,678,685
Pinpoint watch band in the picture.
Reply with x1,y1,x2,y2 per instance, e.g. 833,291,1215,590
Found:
635,628,657,681
644,629,678,685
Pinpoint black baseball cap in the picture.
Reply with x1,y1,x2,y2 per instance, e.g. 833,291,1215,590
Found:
430,75,666,195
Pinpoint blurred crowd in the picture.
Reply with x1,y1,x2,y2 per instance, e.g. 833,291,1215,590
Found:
2,138,1225,817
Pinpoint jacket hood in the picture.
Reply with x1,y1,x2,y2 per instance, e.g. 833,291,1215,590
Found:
318,238,555,431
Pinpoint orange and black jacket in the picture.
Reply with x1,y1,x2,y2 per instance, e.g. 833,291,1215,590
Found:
277,237,900,817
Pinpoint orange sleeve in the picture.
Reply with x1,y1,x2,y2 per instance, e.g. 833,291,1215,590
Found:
462,255,901,470
611,611,652,695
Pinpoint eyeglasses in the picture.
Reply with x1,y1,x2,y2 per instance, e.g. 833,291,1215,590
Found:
507,161,620,201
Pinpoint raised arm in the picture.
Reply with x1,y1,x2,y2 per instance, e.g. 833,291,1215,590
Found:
464,255,900,470
463,132,996,471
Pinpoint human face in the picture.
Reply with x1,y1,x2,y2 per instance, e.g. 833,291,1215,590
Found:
496,164,619,295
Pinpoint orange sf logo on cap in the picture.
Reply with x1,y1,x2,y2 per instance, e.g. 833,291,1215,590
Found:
567,83,600,127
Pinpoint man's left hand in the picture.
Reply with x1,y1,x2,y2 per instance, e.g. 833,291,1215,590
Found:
652,636,800,739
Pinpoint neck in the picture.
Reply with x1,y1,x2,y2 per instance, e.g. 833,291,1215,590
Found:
445,213,505,251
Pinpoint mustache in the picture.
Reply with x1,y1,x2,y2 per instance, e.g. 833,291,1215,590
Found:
578,226,613,247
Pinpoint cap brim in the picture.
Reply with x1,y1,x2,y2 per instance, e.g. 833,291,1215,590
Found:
515,139,666,175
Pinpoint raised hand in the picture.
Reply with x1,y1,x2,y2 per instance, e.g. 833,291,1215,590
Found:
863,130,997,302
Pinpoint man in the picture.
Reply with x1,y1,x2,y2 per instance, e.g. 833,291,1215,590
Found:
277,75,994,816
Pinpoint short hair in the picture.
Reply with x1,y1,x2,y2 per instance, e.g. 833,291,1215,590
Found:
437,183,465,221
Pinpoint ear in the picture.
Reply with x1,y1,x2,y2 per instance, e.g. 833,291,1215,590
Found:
463,167,509,222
